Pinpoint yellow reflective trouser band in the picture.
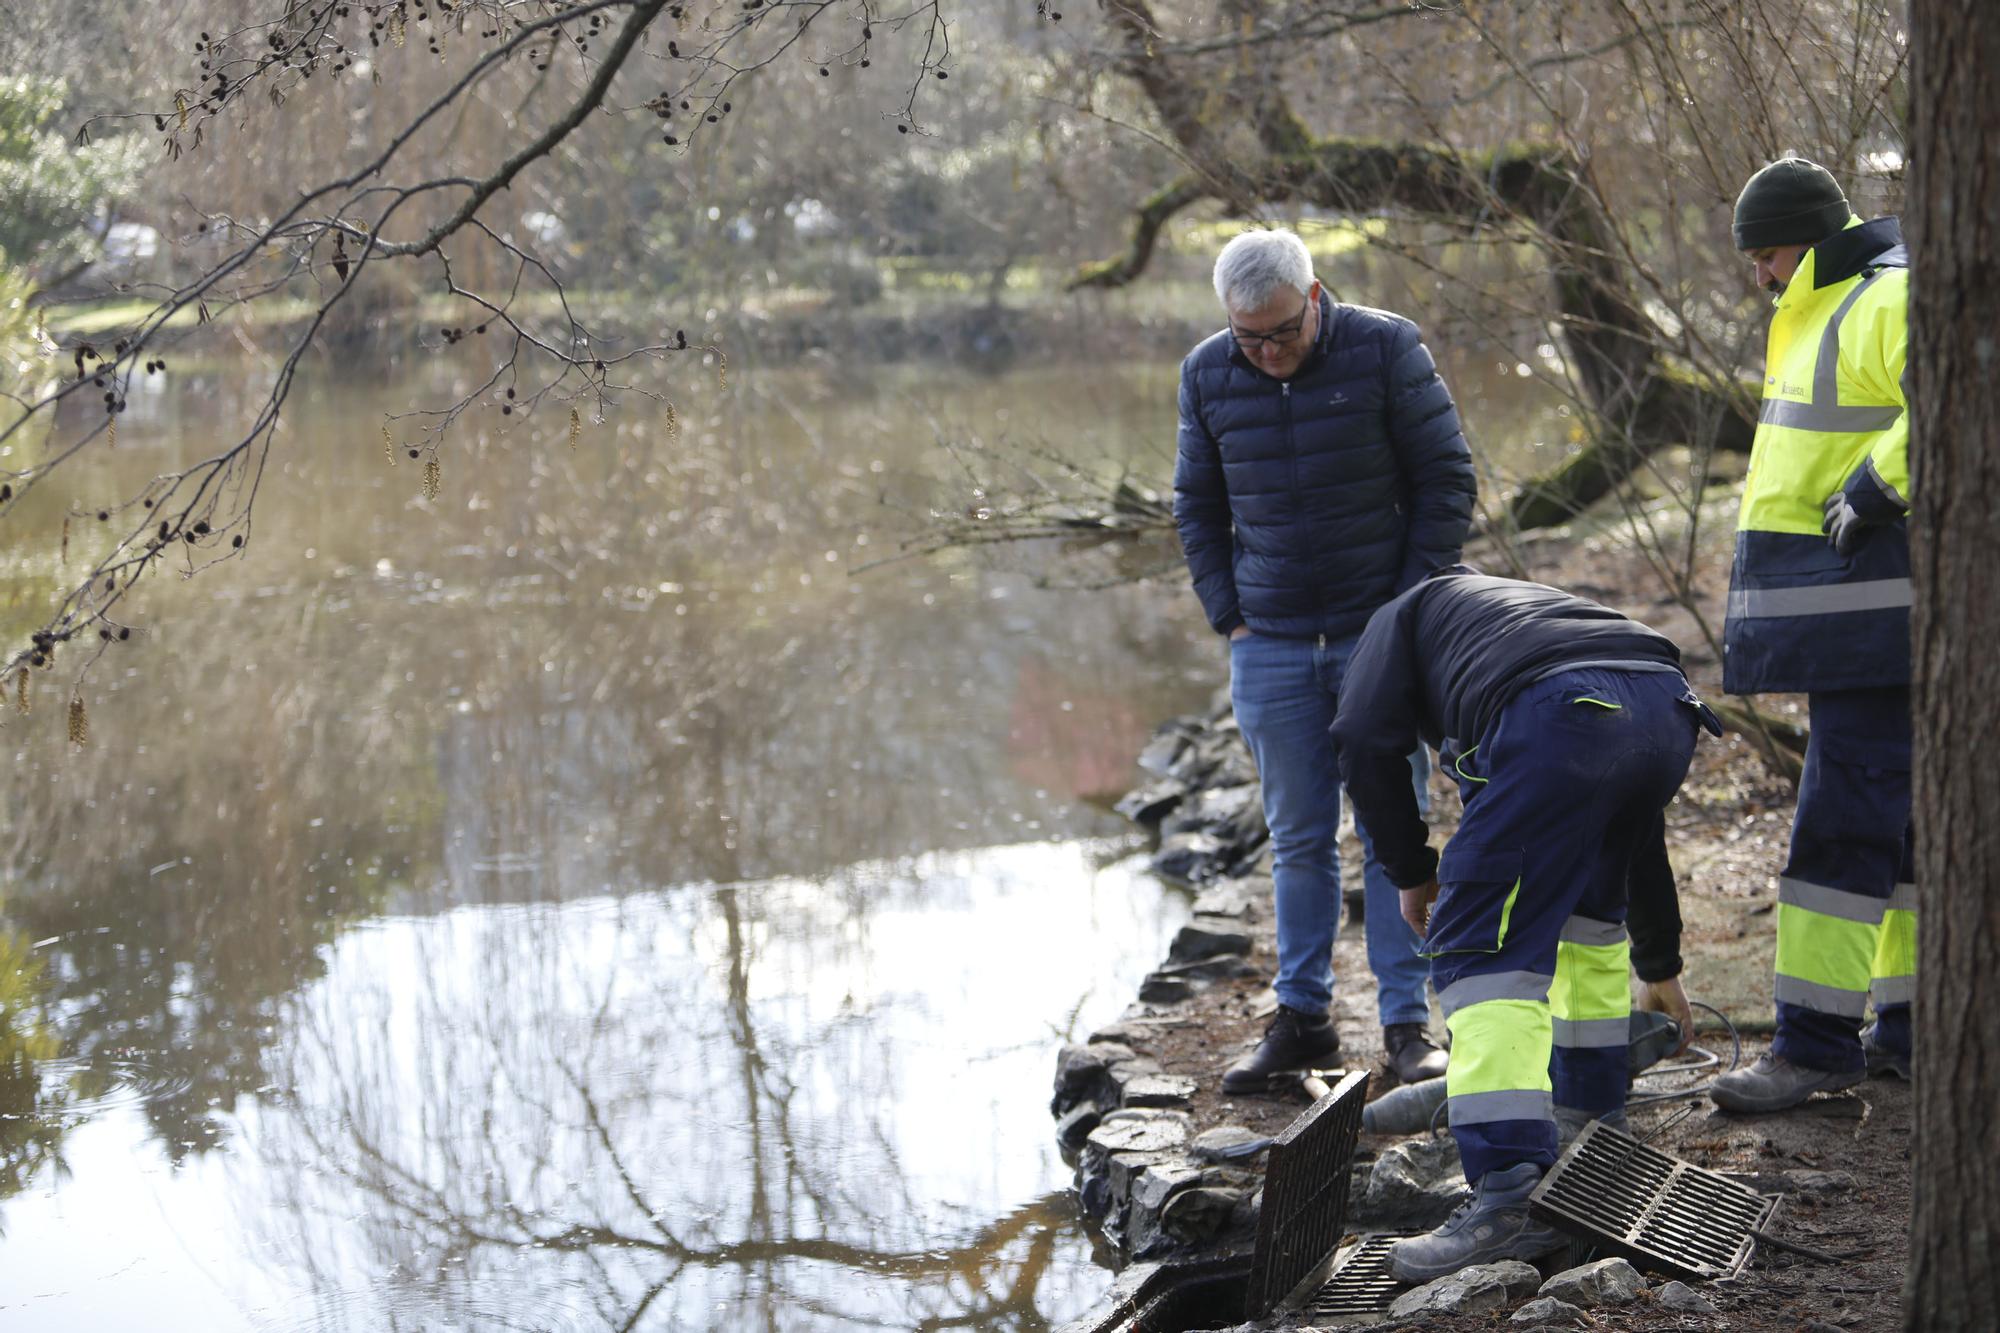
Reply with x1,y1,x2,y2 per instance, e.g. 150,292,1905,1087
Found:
1551,920,1631,1049
1871,885,1916,1006
1775,878,1881,1018
1445,998,1553,1125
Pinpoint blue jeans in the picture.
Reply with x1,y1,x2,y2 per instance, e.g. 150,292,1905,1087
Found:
1229,630,1432,1025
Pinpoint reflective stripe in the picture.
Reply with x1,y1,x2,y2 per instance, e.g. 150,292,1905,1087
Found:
1728,579,1914,619
1559,915,1628,947
1870,975,1915,1006
1754,266,1902,437
1552,1016,1630,1048
1815,269,1890,404
1445,999,1552,1098
1864,457,1909,510
1775,973,1870,1019
1887,881,1917,913
1439,970,1551,1018
1873,906,1916,985
1776,901,1878,992
1756,398,1904,433
1446,1088,1555,1125
1779,876,1891,924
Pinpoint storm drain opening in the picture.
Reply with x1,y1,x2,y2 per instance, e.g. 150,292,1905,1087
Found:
1530,1120,1782,1281
1241,1069,1371,1319
1299,1233,1408,1324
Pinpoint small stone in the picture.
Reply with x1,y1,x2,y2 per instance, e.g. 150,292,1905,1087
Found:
1189,882,1253,918
1353,1136,1466,1228
1135,723,1196,776
1122,1074,1197,1108
1160,1186,1245,1243
1137,972,1194,1004
1785,1168,1857,1194
1054,1101,1102,1150
1152,830,1226,886
1168,915,1255,962
1191,1125,1269,1163
1512,1296,1585,1324
1052,1041,1136,1113
1113,777,1184,825
1388,1260,1542,1317
1125,1160,1206,1256
1538,1257,1647,1307
1104,1148,1182,1205
1659,1280,1717,1315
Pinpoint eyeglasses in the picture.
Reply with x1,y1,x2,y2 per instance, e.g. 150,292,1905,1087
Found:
1230,294,1312,351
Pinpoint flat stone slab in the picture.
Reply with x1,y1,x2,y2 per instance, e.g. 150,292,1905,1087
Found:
1122,1074,1198,1108
1086,1112,1191,1156
1169,916,1254,962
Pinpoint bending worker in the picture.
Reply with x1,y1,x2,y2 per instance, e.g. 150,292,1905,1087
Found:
1328,567,1720,1282
1708,157,1916,1112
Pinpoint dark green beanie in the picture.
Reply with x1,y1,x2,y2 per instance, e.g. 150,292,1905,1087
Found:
1733,157,1851,249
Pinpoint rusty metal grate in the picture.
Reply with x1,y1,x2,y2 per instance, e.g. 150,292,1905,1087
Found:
1529,1120,1781,1281
1242,1069,1371,1319
1300,1233,1406,1323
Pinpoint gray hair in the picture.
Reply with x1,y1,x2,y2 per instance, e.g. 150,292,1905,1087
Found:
1213,229,1314,311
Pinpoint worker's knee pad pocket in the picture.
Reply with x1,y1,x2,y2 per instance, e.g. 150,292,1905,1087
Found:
1423,844,1524,957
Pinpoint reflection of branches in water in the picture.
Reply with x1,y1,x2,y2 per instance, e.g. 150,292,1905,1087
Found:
248,871,1083,1328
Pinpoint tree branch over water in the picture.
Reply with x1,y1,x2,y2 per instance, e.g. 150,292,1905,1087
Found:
0,0,982,713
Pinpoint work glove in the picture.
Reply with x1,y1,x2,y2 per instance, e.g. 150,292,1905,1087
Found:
1821,490,1872,556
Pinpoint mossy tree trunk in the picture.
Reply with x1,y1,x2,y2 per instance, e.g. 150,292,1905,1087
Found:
1078,0,1754,529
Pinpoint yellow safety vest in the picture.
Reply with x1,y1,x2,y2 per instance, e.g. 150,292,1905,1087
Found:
1724,217,1911,695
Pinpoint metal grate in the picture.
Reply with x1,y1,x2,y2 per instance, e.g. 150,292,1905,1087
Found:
1242,1069,1371,1319
1529,1120,1782,1281
1300,1233,1406,1323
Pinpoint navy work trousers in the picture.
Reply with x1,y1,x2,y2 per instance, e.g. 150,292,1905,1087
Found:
1772,687,1915,1072
1427,668,1700,1185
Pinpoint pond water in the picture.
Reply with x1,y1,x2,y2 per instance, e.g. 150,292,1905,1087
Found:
0,352,1226,1330
1,314,1567,1328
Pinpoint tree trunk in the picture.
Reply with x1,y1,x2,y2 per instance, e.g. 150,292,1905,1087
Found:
1905,1,2000,1328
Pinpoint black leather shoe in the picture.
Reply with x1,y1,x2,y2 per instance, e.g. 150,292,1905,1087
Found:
1222,1005,1340,1093
1384,1022,1449,1084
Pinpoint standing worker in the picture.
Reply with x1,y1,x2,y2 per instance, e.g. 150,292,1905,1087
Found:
1328,568,1719,1281
1708,158,1916,1113
1174,229,1476,1091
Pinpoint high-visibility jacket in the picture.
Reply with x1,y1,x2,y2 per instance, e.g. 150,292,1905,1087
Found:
1724,216,1910,695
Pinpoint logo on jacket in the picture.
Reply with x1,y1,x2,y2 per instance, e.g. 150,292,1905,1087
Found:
1327,392,1349,407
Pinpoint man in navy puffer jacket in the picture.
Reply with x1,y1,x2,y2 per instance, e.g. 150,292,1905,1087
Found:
1175,229,1476,1090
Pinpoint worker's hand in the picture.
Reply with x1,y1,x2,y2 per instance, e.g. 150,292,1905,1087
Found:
1638,975,1695,1056
1400,878,1440,938
1229,625,1252,641
1821,490,1872,556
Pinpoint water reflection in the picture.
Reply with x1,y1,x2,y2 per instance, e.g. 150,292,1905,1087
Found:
0,357,1214,1329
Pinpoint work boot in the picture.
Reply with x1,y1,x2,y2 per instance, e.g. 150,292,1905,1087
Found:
1383,1022,1449,1084
1861,1023,1913,1079
1555,1105,1631,1148
1709,1051,1863,1113
1389,1162,1566,1283
1222,1005,1340,1094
